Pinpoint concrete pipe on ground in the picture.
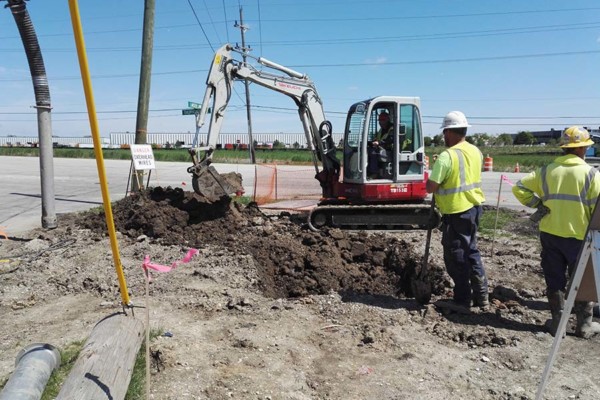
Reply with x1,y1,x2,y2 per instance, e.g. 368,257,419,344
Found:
0,343,61,400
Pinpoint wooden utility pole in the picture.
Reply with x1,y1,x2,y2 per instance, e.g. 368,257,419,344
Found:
56,313,145,399
235,7,255,164
132,0,155,192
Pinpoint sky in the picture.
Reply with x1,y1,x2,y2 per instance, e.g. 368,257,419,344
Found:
0,0,599,139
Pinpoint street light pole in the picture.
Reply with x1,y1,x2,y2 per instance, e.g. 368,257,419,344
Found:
5,0,57,229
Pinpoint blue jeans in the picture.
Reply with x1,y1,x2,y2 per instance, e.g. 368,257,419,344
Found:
540,231,582,292
441,205,488,304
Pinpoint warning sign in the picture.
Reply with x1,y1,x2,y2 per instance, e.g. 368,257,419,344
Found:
130,144,156,170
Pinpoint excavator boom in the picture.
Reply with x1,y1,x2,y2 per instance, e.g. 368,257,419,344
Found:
188,44,339,200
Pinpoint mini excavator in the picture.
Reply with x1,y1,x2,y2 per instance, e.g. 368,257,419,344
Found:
187,44,439,230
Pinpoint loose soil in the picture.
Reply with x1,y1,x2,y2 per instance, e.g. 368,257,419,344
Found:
1,186,600,399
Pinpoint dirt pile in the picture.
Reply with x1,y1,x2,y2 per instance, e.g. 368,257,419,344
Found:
79,186,451,300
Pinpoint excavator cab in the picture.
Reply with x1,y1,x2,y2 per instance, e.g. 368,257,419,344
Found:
339,96,428,203
309,96,435,230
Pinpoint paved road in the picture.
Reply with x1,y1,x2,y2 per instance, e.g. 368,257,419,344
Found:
0,156,529,236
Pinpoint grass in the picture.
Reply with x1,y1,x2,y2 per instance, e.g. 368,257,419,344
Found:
0,145,563,173
0,146,316,164
479,207,517,235
479,205,538,241
125,328,164,400
233,195,254,206
41,340,85,400
425,145,561,173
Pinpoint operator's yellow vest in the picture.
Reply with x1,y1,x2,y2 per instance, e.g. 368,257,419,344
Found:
435,141,485,215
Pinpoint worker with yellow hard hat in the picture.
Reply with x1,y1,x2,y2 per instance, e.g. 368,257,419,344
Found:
426,111,488,313
512,126,600,338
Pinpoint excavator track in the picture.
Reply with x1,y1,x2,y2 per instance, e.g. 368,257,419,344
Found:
308,203,440,231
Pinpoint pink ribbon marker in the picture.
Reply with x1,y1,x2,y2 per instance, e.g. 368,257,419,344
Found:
142,248,199,279
501,174,514,186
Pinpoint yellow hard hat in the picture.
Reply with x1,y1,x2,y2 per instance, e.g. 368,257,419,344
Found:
559,126,594,148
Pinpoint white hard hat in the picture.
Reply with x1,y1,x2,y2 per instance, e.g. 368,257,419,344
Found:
440,111,471,130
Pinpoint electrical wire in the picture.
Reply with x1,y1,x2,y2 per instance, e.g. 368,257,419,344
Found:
1,21,598,52
186,0,215,52
257,0,263,56
0,6,597,41
0,238,76,274
222,0,230,43
202,0,222,45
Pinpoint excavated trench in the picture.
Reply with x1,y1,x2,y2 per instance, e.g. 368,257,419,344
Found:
79,186,450,300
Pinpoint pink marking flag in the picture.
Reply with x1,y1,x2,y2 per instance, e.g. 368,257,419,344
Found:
501,174,514,186
142,249,199,279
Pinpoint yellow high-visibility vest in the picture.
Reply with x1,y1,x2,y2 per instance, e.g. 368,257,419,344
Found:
512,154,600,240
434,141,485,215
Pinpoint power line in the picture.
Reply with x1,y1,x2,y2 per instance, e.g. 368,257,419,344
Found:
252,7,600,22
291,49,600,68
1,6,596,37
1,7,598,41
262,22,600,46
1,48,598,83
1,105,597,121
222,0,230,43
186,0,214,52
202,0,222,45
257,0,263,56
1,20,598,52
0,69,207,82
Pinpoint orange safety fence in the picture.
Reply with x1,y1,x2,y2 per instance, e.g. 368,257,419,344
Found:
252,164,323,205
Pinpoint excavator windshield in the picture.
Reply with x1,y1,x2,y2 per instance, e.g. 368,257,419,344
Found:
343,102,367,181
342,97,425,184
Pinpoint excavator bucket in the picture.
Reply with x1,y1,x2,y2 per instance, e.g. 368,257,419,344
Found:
191,165,244,203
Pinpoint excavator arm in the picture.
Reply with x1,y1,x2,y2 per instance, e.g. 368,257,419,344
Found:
188,44,340,199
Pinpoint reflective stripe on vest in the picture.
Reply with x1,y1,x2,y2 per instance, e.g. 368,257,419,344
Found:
540,164,596,207
515,181,541,207
436,148,482,195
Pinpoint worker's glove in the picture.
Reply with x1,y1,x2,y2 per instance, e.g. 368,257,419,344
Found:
530,204,550,223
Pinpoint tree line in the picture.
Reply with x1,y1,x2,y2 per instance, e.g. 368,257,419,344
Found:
424,131,550,147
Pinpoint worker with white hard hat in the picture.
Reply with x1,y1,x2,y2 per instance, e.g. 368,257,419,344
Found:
426,111,488,313
513,126,600,338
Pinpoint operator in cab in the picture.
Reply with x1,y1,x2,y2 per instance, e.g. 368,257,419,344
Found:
367,110,393,179
426,111,488,313
375,111,394,151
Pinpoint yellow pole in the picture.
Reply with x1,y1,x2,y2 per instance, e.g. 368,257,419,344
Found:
68,0,131,306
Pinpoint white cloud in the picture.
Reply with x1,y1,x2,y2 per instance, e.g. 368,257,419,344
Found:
0,66,30,78
364,57,387,65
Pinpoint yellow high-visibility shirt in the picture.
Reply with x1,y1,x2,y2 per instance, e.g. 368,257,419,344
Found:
512,154,600,240
429,141,485,214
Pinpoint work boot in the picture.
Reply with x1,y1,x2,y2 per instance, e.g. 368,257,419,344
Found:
471,274,489,309
544,290,565,337
574,301,600,339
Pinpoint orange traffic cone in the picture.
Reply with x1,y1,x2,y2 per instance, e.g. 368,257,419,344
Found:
514,162,520,173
